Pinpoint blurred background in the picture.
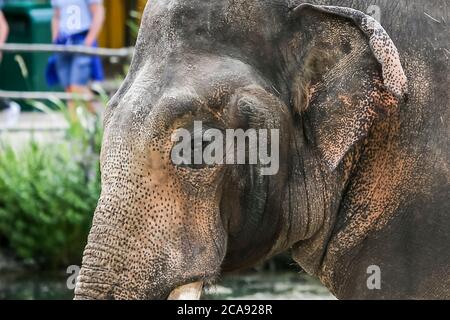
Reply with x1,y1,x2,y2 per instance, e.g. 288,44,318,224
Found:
0,0,333,300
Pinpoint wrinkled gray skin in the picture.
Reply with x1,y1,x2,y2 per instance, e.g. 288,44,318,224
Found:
75,0,449,299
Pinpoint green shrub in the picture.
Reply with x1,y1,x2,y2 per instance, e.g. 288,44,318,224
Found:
0,101,103,268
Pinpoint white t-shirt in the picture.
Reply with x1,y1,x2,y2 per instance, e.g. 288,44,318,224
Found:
51,0,103,36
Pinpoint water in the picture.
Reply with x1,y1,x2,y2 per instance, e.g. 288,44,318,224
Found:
0,270,335,300
203,272,335,300
0,271,73,300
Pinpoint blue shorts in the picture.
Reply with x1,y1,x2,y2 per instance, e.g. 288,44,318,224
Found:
55,53,92,89
54,33,92,88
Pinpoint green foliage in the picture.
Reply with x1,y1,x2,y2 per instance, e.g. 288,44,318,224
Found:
127,10,142,43
0,100,103,267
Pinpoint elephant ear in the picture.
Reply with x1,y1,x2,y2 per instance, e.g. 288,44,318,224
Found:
288,4,408,170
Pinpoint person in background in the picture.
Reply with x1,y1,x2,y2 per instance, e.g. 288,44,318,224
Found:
0,0,10,63
0,0,15,121
47,0,105,120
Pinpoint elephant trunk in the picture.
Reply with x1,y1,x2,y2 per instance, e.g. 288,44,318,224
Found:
74,210,135,300
75,173,222,299
74,202,184,300
74,267,117,300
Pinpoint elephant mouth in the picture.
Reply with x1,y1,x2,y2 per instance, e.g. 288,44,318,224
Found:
167,281,204,300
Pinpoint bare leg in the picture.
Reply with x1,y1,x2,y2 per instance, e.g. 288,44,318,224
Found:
68,85,96,115
65,86,77,122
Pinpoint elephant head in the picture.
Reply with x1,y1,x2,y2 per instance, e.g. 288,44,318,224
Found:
75,0,407,299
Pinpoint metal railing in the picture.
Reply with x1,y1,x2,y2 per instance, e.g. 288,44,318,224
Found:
0,43,133,101
0,43,134,57
0,90,95,101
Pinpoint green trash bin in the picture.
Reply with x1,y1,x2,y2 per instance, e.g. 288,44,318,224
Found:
0,1,55,100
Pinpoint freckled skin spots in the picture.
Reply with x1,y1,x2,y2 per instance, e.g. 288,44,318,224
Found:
75,0,449,300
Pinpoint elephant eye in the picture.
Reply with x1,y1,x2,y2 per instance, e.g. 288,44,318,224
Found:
191,140,215,169
172,140,216,170
170,129,218,170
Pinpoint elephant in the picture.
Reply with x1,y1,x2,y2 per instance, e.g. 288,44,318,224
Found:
75,0,449,299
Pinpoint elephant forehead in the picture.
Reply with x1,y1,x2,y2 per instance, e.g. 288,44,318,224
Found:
110,61,264,140
123,54,254,101
142,0,285,39
132,0,287,67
